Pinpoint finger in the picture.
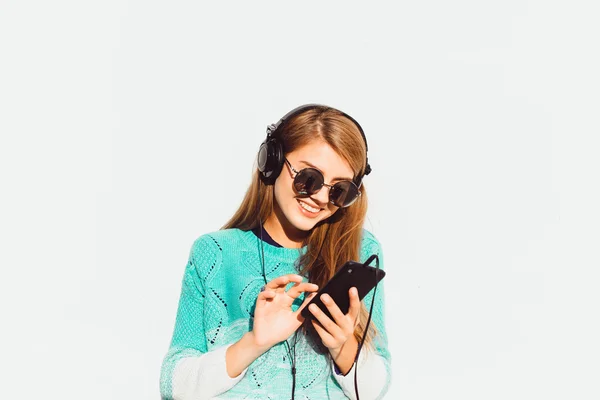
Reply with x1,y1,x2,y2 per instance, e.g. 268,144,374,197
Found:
296,292,318,314
266,274,303,292
348,287,361,324
320,293,346,326
257,289,276,303
286,282,319,299
312,319,334,345
308,303,343,338
255,290,276,318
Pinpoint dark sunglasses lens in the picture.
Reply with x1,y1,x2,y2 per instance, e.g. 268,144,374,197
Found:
329,181,360,207
294,168,324,195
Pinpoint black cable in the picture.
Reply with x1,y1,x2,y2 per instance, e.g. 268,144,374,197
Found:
290,329,299,399
259,221,297,399
258,186,268,286
353,254,380,400
287,224,328,400
257,190,297,399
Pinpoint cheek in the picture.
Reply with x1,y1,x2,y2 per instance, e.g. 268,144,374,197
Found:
273,176,294,206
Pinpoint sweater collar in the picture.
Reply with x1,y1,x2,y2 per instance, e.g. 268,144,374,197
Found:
240,228,306,263
251,224,282,248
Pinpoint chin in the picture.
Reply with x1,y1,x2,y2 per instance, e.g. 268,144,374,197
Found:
288,215,321,232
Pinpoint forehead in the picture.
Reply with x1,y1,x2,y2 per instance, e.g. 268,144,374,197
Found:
286,141,353,180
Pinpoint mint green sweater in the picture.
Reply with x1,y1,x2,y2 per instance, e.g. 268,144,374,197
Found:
160,228,391,400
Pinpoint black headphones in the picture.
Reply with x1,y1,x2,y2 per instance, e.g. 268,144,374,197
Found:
257,104,372,185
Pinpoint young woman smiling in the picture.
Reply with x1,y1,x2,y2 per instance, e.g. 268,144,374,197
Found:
160,104,391,400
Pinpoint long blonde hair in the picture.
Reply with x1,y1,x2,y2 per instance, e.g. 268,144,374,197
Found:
223,105,377,349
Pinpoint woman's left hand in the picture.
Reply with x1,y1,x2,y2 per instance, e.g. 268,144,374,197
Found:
308,287,361,354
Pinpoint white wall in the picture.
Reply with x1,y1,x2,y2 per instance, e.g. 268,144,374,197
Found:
1,1,599,399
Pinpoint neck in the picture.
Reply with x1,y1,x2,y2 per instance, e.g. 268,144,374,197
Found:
263,202,307,249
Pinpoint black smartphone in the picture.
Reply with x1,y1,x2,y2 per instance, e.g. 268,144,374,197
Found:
301,259,386,321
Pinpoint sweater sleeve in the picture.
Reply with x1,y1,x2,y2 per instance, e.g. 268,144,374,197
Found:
160,236,248,400
332,230,392,400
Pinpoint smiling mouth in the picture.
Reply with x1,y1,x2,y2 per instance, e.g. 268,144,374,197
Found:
297,199,321,213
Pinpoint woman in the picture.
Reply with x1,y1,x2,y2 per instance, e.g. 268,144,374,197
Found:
160,104,391,399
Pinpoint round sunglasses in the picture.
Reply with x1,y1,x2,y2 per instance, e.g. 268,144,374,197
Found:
284,158,361,208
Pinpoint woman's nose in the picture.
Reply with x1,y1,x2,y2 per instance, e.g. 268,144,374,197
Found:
310,184,330,206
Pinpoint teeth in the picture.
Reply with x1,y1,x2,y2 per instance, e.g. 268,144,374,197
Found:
299,201,319,213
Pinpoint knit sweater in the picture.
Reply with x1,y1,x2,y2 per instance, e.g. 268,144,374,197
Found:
160,228,391,400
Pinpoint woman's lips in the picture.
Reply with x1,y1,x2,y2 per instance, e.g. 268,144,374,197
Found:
297,199,321,218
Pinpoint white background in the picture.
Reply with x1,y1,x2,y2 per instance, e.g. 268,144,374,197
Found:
1,1,599,399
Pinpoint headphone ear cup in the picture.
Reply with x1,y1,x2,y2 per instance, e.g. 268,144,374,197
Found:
257,137,284,184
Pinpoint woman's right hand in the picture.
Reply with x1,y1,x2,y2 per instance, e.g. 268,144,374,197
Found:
250,274,319,350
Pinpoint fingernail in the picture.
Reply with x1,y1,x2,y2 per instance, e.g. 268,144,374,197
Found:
351,287,357,295
321,294,330,303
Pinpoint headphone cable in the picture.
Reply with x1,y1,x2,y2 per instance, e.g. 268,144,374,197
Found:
257,188,297,399
258,221,297,399
352,253,380,400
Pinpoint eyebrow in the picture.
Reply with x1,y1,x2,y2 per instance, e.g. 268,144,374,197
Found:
297,160,354,182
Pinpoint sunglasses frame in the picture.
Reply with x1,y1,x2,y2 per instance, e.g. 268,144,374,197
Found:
284,158,362,208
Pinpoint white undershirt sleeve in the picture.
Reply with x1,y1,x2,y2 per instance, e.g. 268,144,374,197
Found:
170,344,248,400
331,348,389,400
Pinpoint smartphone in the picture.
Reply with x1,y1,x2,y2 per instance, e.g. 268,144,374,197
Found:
301,259,386,321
